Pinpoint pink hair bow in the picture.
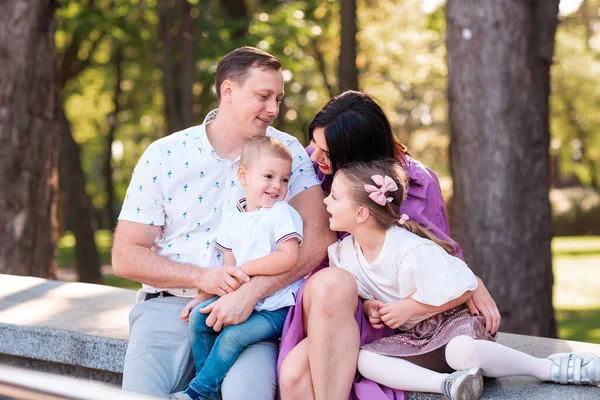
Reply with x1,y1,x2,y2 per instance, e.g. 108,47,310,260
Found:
364,175,398,206
398,214,410,225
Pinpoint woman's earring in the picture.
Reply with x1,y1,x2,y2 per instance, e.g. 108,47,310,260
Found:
355,218,359,223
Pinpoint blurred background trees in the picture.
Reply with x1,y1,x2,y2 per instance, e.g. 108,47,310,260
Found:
1,0,599,338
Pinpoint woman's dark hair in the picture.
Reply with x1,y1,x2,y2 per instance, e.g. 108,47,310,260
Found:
309,90,408,175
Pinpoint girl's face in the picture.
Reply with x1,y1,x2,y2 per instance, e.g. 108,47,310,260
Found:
309,127,333,175
323,173,359,232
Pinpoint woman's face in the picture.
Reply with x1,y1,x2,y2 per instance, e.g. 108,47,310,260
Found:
309,127,333,175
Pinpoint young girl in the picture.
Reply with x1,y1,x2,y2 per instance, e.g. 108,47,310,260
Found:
324,159,600,400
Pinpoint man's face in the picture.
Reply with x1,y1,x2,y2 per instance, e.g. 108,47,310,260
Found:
224,67,284,137
239,155,291,210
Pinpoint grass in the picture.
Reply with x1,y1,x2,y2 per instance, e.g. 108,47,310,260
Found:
57,230,141,290
552,235,600,343
56,231,600,343
57,230,113,267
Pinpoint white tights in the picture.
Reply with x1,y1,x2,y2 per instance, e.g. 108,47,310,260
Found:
357,336,553,393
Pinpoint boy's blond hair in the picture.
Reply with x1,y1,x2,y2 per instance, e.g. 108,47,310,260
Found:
240,136,292,168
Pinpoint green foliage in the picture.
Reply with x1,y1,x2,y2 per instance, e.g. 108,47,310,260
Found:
551,187,600,235
55,1,600,246
551,0,600,191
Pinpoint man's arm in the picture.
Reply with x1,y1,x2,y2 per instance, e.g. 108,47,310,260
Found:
240,240,299,276
112,220,248,296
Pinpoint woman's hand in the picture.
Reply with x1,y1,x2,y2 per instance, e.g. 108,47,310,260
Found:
467,277,501,334
379,299,417,330
363,299,385,329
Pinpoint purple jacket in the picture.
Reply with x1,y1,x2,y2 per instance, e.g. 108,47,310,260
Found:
277,149,463,399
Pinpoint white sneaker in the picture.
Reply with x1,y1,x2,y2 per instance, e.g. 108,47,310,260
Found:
441,367,484,400
547,352,600,385
169,391,193,400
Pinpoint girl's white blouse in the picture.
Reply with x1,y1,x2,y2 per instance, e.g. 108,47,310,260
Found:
328,225,478,308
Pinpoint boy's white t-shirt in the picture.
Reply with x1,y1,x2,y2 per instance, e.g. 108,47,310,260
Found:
118,109,320,298
216,199,303,312
328,225,478,330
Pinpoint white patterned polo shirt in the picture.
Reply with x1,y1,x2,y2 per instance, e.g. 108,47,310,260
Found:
118,109,320,297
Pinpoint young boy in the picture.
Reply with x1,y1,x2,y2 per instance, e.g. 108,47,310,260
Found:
172,136,303,400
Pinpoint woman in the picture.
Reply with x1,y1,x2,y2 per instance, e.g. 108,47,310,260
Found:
277,91,501,400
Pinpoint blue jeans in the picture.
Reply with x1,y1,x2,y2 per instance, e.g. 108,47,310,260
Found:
188,297,289,399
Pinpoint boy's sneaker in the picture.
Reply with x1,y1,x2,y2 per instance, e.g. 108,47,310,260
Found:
169,392,193,400
441,367,483,400
547,352,600,385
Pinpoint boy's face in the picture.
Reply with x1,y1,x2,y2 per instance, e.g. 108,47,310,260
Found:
238,155,292,209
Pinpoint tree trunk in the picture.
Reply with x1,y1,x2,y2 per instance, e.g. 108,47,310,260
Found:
221,0,249,40
178,0,194,128
103,47,123,230
59,108,102,284
338,0,359,92
160,0,195,135
447,0,559,336
160,0,180,135
0,0,59,278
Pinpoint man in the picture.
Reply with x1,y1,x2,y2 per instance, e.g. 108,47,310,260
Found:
113,46,335,398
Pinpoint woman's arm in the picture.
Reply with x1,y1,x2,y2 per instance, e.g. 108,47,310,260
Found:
467,277,501,334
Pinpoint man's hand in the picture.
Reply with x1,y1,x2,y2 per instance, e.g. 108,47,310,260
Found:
379,299,417,330
363,299,385,329
199,285,257,332
466,277,501,334
199,265,249,297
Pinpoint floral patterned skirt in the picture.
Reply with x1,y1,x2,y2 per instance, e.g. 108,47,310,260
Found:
361,306,497,357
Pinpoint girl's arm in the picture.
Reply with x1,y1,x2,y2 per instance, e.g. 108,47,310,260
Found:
379,291,473,330
239,240,300,276
408,290,472,315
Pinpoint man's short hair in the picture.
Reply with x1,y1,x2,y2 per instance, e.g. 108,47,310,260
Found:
240,136,292,168
215,46,282,100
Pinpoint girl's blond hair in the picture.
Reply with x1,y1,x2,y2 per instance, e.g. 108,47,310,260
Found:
338,159,456,255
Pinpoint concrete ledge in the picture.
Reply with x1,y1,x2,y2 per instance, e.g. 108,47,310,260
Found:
0,274,134,385
1,274,600,399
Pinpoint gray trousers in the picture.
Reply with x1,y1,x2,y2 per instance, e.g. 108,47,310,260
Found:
122,295,278,399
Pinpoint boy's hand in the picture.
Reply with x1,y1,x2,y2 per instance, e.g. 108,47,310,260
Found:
363,299,385,329
379,299,416,330
181,292,214,322
199,265,249,296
